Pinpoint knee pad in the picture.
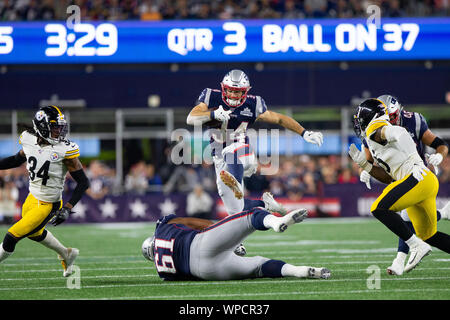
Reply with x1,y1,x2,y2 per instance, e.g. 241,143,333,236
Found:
2,233,19,253
28,229,48,242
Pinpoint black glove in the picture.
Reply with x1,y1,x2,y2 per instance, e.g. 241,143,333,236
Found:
49,207,72,226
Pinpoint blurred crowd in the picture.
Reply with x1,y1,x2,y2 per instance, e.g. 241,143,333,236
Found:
0,0,448,21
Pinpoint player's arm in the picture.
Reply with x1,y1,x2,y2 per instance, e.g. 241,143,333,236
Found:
168,217,215,230
257,110,323,146
0,149,26,170
62,157,90,210
186,102,213,125
361,142,393,184
421,129,449,166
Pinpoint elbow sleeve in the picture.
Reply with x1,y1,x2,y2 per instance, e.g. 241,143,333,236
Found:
67,169,90,207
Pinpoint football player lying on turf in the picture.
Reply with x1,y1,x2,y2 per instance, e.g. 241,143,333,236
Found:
142,207,331,281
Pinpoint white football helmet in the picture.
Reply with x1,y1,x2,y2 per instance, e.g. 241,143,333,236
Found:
221,69,251,107
377,94,403,125
141,235,155,261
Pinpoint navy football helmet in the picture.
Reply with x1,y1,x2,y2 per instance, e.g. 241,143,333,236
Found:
353,98,388,139
33,105,68,145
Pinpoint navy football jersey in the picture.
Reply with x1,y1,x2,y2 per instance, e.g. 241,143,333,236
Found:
153,214,199,281
363,110,429,163
197,88,267,155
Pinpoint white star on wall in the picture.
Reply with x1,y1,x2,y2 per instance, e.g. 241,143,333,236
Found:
71,201,87,219
158,198,178,216
99,198,118,219
129,198,148,218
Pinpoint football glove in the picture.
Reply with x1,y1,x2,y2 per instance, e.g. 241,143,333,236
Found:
212,105,232,122
49,207,72,226
360,170,371,189
348,144,373,172
426,153,443,167
411,164,427,182
303,131,323,147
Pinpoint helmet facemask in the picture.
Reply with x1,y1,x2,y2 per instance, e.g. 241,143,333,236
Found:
142,236,156,261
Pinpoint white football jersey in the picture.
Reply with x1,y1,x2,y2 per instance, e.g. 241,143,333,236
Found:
19,131,80,202
364,116,423,182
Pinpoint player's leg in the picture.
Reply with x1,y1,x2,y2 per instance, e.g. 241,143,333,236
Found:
213,155,244,215
371,173,436,272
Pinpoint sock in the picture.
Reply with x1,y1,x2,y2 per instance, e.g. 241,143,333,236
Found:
281,264,310,278
0,243,13,263
372,208,414,241
395,251,408,264
397,220,415,254
405,234,422,248
244,199,265,211
437,210,441,221
425,231,450,253
250,208,271,230
261,259,286,278
39,230,68,259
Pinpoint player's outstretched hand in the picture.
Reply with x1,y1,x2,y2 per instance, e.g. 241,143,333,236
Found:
303,131,323,147
212,105,232,122
49,207,72,226
360,170,371,189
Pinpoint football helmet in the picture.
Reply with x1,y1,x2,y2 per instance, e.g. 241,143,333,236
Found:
377,94,403,125
220,69,251,107
33,105,68,145
353,98,389,139
142,235,155,261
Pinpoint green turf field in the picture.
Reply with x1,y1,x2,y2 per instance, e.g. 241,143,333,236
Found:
0,217,449,300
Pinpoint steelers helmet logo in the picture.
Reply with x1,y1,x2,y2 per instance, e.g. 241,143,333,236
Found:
35,110,45,121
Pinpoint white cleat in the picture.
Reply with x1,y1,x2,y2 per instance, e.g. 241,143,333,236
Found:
262,192,287,216
439,201,450,220
308,267,331,279
220,170,243,200
387,257,405,276
58,247,79,277
273,208,308,233
233,243,247,256
404,242,432,273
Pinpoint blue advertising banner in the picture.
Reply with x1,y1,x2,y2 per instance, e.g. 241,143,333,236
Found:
0,18,449,64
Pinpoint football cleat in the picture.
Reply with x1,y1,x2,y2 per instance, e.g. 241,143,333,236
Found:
220,170,243,200
272,208,308,233
262,192,287,216
404,242,432,273
308,267,331,279
58,247,79,277
387,257,405,276
234,243,247,256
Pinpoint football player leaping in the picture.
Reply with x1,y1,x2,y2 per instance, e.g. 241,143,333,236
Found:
349,98,450,273
358,95,449,275
187,69,323,255
0,106,90,277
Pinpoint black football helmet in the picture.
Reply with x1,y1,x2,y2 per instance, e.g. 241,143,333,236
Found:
32,105,68,145
353,98,388,139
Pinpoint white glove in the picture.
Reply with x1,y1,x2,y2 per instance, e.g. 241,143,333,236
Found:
360,170,371,189
303,131,323,147
426,153,443,167
411,164,427,182
212,105,232,122
348,144,372,172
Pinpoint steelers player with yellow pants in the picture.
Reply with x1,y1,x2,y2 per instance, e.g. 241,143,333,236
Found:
0,106,90,277
349,99,450,273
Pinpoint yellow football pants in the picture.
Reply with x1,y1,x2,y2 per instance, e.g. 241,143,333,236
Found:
8,193,62,240
371,170,439,241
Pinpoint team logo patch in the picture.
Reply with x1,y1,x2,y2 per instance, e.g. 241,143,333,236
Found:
50,152,59,161
240,107,253,117
35,111,45,121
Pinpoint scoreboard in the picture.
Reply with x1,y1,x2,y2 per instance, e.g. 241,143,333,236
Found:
0,18,449,64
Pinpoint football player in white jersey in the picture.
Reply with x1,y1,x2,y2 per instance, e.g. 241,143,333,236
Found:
0,106,90,277
349,99,450,273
